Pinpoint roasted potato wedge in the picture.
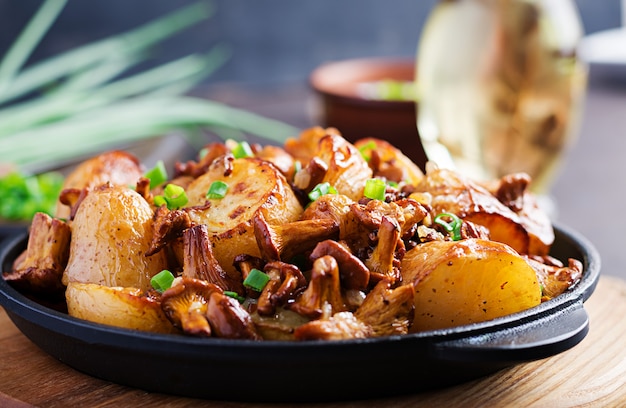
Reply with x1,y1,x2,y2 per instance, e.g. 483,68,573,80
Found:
414,167,553,255
62,184,169,291
66,282,177,334
354,137,424,185
55,150,144,219
402,239,541,331
184,157,303,274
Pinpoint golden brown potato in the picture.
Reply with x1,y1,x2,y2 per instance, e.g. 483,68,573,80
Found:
62,184,169,291
354,137,424,185
414,167,553,256
313,133,373,201
402,239,541,331
55,150,144,219
184,157,303,275
66,282,177,334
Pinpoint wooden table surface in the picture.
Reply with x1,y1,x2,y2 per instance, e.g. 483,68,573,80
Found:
0,275,624,407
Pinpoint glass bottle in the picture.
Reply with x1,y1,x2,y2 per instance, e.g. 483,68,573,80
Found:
416,0,588,195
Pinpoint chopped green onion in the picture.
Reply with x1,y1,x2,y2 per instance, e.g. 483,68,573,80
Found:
0,170,63,220
308,182,338,201
358,140,377,161
164,183,188,208
434,213,462,241
364,178,387,201
243,268,270,292
206,180,228,199
144,160,168,189
232,141,254,158
224,291,245,303
294,160,302,174
151,269,175,293
153,195,167,208
198,147,209,160
154,183,187,209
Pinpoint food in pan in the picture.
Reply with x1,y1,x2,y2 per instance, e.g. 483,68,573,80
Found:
3,127,583,340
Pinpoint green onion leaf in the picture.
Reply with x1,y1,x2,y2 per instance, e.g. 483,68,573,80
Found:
243,268,270,292
308,182,338,202
232,141,254,159
144,160,168,189
224,291,245,303
206,180,228,199
153,195,167,208
434,213,462,241
151,269,175,293
364,178,387,201
163,183,188,209
358,140,377,161
0,170,63,220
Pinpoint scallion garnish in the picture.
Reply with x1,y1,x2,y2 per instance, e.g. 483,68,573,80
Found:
0,0,300,175
151,269,175,293
144,160,168,189
0,170,63,220
358,140,377,161
308,182,338,201
232,141,254,159
363,178,387,201
243,268,270,292
206,180,228,199
434,212,462,241
224,291,245,303
164,183,188,208
154,183,188,210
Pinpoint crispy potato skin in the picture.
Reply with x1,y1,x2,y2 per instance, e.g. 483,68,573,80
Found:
414,167,553,256
55,151,144,219
402,239,541,331
62,184,169,291
184,158,303,274
66,282,177,334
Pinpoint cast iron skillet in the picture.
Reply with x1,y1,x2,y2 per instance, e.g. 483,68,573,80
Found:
0,224,600,402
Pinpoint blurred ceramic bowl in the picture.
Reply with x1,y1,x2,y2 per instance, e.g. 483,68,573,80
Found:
310,57,427,169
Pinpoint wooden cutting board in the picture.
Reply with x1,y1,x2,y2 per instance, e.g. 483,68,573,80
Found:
1,275,625,407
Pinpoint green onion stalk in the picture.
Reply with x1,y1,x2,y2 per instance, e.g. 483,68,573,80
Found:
0,0,302,221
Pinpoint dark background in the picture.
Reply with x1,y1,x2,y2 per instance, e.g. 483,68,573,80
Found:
0,0,620,87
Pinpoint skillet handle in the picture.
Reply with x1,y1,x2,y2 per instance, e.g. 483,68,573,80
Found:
433,301,589,363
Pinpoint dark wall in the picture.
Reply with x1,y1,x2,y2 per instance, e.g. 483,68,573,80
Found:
0,0,620,86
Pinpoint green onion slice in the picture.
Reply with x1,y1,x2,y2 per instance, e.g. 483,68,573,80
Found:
144,160,168,189
163,183,188,208
206,180,228,199
224,291,245,303
232,141,254,158
358,140,377,161
364,178,387,201
151,269,175,293
243,268,270,292
308,182,338,201
434,212,462,241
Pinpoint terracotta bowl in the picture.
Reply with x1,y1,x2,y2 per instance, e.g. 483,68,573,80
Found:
310,57,427,170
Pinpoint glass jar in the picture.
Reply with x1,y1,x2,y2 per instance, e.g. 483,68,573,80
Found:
416,0,588,195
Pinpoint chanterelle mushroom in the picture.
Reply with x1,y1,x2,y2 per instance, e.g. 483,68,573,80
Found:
4,212,70,295
256,261,307,316
253,208,339,262
161,277,260,339
308,240,370,291
293,279,414,341
161,277,221,337
289,255,347,319
182,224,244,294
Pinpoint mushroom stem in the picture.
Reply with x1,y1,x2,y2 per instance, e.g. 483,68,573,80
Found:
253,209,339,262
182,224,244,294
